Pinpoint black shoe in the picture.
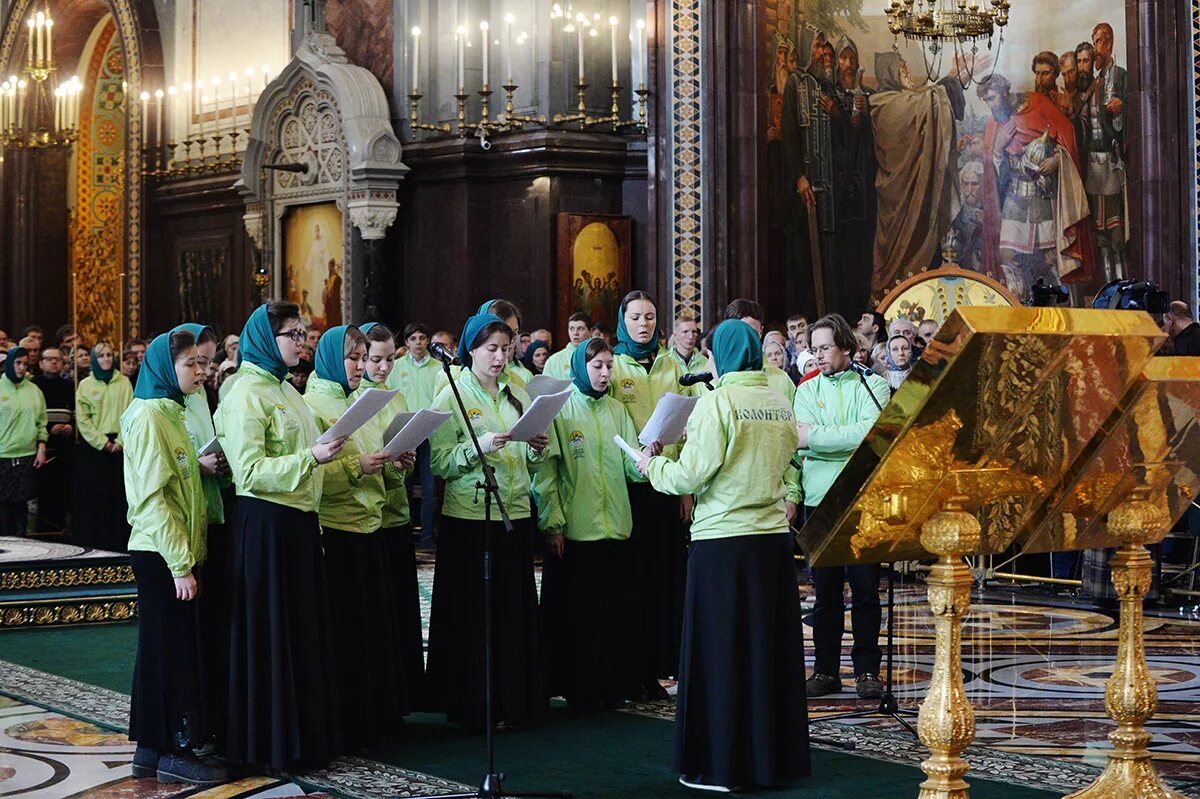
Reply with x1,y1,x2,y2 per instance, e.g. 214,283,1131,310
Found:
855,672,884,699
156,752,229,786
131,746,159,778
806,672,843,697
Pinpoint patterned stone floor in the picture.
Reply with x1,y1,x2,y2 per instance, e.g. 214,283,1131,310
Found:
2,560,1199,797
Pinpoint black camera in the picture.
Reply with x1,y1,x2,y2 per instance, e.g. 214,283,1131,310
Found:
1030,278,1070,307
1092,279,1170,315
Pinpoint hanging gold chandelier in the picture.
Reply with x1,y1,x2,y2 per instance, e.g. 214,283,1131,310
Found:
0,4,82,150
884,0,1011,86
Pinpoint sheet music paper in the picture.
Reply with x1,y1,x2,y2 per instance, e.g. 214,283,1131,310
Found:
381,410,452,459
383,412,416,445
315,388,399,444
613,434,644,463
198,436,223,457
638,392,699,446
525,374,572,399
507,388,573,442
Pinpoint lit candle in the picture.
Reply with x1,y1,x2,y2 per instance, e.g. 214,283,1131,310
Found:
456,26,465,90
182,81,193,137
576,15,586,83
167,86,177,141
480,21,489,88
411,27,421,92
211,76,221,128
609,17,618,84
262,64,270,91
17,81,25,130
26,20,33,66
35,13,43,65
45,18,53,65
229,72,239,121
200,95,209,138
636,19,646,88
140,91,149,148
155,88,163,147
504,15,514,84
245,68,255,123
53,86,60,132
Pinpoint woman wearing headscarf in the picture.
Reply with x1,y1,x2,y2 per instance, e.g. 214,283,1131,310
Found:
73,340,134,551
171,323,233,751
884,333,912,391
122,330,227,785
520,339,550,376
534,337,646,710
0,347,48,535
214,301,347,771
306,324,413,745
637,320,809,793
426,312,550,730
609,290,691,699
355,322,424,703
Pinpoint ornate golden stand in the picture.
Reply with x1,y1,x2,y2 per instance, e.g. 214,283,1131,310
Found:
1065,499,1183,799
916,500,980,799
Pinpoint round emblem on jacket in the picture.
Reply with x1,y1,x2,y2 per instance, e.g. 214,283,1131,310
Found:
568,430,586,459
174,447,189,468
619,378,636,396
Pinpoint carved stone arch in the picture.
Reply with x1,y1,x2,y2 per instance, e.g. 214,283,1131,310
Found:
240,28,405,321
0,0,163,339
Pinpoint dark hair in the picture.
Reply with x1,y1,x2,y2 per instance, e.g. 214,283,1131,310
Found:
127,337,147,348
568,311,593,327
485,299,522,330
343,326,368,357
55,324,75,341
266,300,301,335
468,320,523,416
168,330,197,361
1031,51,1060,78
20,325,43,337
787,314,807,325
363,323,395,344
195,326,218,346
976,73,1011,100
724,298,765,323
583,337,612,361
290,358,314,375
863,310,887,339
594,322,612,336
700,328,716,355
807,313,857,355
403,322,430,340
1074,41,1095,61
620,290,656,314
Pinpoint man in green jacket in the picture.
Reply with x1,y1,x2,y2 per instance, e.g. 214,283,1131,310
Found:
787,313,890,700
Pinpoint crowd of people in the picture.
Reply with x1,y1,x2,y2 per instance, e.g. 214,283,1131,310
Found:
2,295,1198,794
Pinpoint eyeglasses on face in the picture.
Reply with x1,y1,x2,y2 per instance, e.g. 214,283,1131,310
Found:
278,328,307,344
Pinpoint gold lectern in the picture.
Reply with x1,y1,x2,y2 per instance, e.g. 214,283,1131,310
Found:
799,307,1166,799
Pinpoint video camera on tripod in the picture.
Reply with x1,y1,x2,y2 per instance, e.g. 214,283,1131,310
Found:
1092,279,1170,314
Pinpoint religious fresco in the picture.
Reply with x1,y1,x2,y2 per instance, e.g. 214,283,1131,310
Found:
282,202,344,329
764,0,1129,320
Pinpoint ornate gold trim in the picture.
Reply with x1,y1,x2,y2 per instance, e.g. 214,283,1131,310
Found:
0,597,137,628
0,565,134,592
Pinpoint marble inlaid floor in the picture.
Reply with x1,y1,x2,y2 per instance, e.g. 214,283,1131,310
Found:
0,536,119,564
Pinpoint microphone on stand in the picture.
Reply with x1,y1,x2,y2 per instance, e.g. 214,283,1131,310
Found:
680,371,714,390
430,341,461,366
848,361,884,412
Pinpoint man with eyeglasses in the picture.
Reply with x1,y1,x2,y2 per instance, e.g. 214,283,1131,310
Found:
786,313,890,700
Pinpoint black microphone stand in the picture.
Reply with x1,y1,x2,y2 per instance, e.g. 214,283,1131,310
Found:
422,356,572,799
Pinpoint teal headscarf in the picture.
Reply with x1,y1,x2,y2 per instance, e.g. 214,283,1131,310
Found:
239,304,288,381
133,332,187,405
477,300,497,315
712,320,764,377
570,340,606,399
521,340,549,373
4,347,26,383
172,322,213,344
359,322,381,335
314,325,356,396
89,345,114,383
614,302,661,360
458,313,505,367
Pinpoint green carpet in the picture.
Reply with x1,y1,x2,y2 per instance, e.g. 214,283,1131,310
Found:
0,623,1059,798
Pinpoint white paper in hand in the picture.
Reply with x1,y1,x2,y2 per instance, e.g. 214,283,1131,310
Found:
316,388,399,444
381,410,452,459
613,434,644,463
197,436,223,457
638,392,699,446
525,374,572,399
382,412,416,446
507,388,573,442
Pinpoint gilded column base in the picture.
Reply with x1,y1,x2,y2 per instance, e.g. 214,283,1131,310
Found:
1064,752,1184,799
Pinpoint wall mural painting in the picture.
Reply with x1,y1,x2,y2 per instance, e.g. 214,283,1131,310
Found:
556,214,632,339
765,0,1129,322
283,202,344,329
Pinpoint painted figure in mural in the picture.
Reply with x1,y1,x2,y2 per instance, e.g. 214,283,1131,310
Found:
979,59,1093,300
304,222,332,290
1055,51,1082,119
1077,22,1127,285
322,259,342,327
951,162,985,271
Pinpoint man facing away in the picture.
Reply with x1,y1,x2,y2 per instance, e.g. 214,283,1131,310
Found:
787,313,890,699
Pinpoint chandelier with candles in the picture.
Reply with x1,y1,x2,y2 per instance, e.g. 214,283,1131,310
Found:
0,5,82,150
884,0,1011,86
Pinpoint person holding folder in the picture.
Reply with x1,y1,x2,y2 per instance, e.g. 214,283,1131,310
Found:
305,324,413,746
356,321,425,703
215,302,347,771
74,341,134,551
534,337,646,709
426,312,550,730
609,290,691,699
637,320,810,794
122,329,227,785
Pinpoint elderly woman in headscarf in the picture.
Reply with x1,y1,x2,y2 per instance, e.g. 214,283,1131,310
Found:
884,333,913,391
637,320,810,794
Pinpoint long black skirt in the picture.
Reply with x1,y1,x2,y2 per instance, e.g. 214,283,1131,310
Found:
382,524,425,703
674,534,811,789
323,527,408,747
425,515,544,729
225,497,341,771
541,538,638,708
627,481,688,681
197,521,229,750
71,442,130,552
129,551,205,752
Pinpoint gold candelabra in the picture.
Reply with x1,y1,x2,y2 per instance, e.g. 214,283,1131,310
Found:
140,127,248,179
552,81,649,130
0,4,82,151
